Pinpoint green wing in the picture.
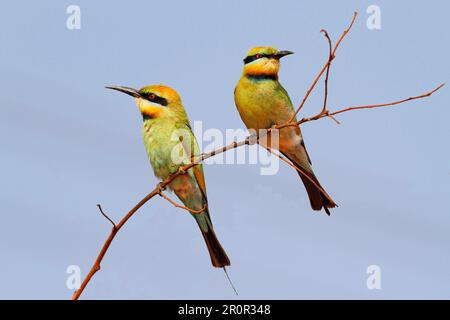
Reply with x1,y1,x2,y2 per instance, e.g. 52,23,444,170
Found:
176,123,211,223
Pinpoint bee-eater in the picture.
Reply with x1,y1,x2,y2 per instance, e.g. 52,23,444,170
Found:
106,84,230,268
234,47,337,215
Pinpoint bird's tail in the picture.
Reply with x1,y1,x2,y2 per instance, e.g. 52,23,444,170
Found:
200,228,231,268
196,214,230,268
298,170,337,215
283,153,337,215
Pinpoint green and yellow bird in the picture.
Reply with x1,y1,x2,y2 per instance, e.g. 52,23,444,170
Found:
234,46,337,214
106,84,230,268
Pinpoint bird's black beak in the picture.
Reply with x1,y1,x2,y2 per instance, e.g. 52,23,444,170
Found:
105,86,142,98
273,50,294,59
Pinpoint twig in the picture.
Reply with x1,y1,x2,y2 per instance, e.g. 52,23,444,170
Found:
72,188,161,300
320,29,333,114
288,11,358,123
96,204,116,228
72,137,256,300
277,83,445,130
263,146,327,195
328,83,446,118
158,190,207,214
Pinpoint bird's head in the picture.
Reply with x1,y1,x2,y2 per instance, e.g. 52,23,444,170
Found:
106,84,185,119
242,46,293,78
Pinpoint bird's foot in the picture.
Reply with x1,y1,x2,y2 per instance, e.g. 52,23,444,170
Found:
156,183,166,195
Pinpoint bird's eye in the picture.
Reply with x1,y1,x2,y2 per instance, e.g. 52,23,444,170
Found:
255,54,262,59
148,93,155,100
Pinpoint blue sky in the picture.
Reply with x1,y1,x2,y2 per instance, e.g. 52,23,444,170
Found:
0,0,449,299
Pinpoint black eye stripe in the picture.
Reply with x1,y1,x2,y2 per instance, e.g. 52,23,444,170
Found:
243,54,273,64
142,93,168,106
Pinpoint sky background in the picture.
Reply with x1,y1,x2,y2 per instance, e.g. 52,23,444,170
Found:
0,0,449,299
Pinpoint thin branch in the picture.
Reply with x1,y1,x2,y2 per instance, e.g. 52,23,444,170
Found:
327,113,342,125
288,11,358,123
278,83,445,130
158,190,207,214
72,188,161,300
320,29,333,114
328,83,446,118
263,146,327,195
72,137,256,300
332,11,358,57
96,204,116,228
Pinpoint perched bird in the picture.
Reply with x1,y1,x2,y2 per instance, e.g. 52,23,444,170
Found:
234,46,337,214
106,84,230,268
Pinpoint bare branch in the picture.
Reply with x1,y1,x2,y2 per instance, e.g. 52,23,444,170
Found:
158,190,207,214
327,83,445,118
320,29,333,114
278,83,445,130
72,188,160,300
96,204,116,228
72,137,256,300
263,146,327,195
288,11,358,122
